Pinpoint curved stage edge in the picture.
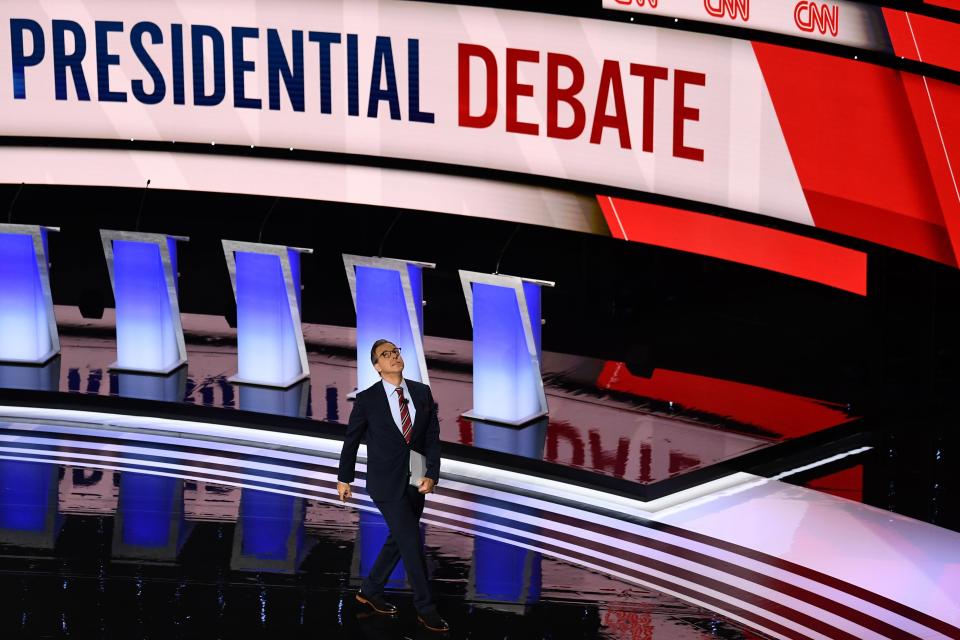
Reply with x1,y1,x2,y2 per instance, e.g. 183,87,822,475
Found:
0,398,956,640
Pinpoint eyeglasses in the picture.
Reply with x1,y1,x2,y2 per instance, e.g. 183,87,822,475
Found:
378,347,402,360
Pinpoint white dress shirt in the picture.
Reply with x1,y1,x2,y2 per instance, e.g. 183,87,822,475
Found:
381,377,417,433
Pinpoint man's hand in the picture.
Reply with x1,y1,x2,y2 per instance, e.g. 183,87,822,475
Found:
417,477,436,494
338,481,352,502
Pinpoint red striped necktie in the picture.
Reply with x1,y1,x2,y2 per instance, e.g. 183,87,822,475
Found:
396,387,412,443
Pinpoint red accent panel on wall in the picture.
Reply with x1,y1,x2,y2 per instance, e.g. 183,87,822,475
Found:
597,196,867,294
883,10,960,73
894,76,960,266
883,9,960,265
803,191,955,266
752,42,955,267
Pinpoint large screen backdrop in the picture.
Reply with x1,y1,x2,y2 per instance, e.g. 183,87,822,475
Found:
0,0,958,293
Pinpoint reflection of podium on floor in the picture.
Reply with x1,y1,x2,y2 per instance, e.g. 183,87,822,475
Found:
0,460,62,549
112,473,192,561
351,508,424,589
230,491,310,574
231,380,313,573
471,417,548,460
0,278,64,546
238,379,310,418
0,356,60,392
116,368,188,403
469,536,542,613
467,416,545,612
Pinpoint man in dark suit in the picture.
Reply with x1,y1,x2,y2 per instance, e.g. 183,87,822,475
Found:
338,338,449,633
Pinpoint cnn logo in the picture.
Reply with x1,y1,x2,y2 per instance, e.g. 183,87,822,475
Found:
614,0,659,6
704,0,750,21
794,1,839,36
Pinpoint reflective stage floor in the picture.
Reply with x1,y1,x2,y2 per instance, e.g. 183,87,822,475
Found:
1,459,765,640
0,310,957,639
0,405,956,640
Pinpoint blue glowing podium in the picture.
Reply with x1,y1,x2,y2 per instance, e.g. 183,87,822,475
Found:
0,224,59,364
459,271,554,426
101,230,188,374
343,254,434,396
223,241,312,388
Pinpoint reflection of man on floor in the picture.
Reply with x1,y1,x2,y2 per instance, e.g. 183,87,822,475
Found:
338,339,449,633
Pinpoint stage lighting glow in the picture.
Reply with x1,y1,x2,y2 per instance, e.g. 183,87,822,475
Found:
103,233,187,373
460,272,553,426
0,225,58,363
343,255,433,394
223,242,312,388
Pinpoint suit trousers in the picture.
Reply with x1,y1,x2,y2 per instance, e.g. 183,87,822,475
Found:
362,484,435,613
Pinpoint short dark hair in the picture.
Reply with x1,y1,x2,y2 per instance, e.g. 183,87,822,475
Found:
370,339,394,365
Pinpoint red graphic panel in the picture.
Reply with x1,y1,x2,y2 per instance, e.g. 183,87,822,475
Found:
883,9,960,73
752,42,956,267
597,196,867,294
883,9,960,264
901,13,960,72
893,76,960,267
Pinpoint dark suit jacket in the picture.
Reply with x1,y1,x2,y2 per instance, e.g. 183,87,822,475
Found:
338,379,442,502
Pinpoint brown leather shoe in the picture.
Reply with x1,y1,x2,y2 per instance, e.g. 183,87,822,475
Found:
355,591,398,615
417,609,450,632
